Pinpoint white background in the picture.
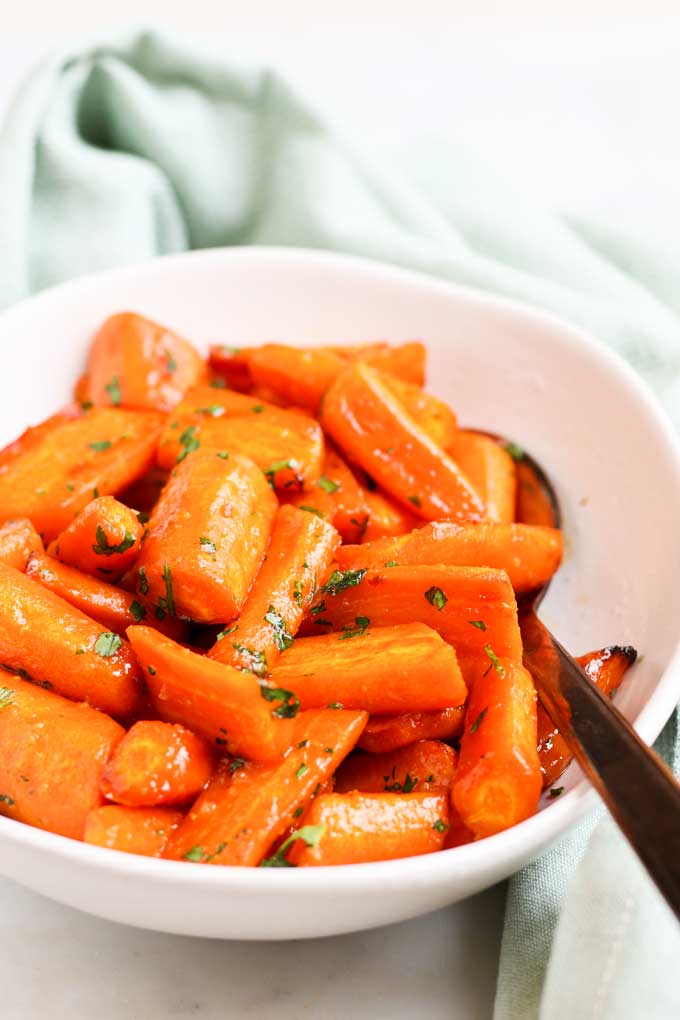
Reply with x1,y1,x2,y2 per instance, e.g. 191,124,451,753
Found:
2,6,679,1019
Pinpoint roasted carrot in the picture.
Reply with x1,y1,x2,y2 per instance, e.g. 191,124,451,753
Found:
320,362,484,522
538,646,637,788
288,791,449,866
448,431,516,524
336,521,563,594
134,449,276,623
380,375,457,448
361,488,419,542
361,341,426,385
84,805,183,857
357,707,466,753
208,345,254,391
208,505,339,672
0,674,124,839
305,564,522,690
290,446,371,543
453,660,541,839
0,562,142,717
26,552,185,640
100,720,215,807
0,518,43,570
164,708,367,865
515,458,557,526
156,384,324,490
47,495,143,580
82,312,208,412
247,345,345,413
335,740,457,794
271,623,467,713
0,406,164,542
127,626,296,760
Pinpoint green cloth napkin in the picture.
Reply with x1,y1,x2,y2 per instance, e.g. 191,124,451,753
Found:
1,25,679,1018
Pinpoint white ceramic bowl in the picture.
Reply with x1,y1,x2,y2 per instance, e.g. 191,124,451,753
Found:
1,247,679,940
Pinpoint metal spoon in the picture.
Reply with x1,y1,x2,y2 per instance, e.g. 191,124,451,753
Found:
505,443,680,922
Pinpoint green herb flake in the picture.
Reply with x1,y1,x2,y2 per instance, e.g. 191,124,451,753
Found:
293,806,304,818
260,824,325,868
66,483,75,493
129,600,146,623
432,818,449,833
318,475,339,494
263,459,300,487
470,707,487,734
504,441,525,462
298,505,324,518
200,536,217,559
549,786,565,799
408,494,422,508
228,758,246,774
384,560,399,568
137,511,150,525
0,794,15,807
310,600,326,617
297,739,309,749
0,688,14,711
295,763,309,780
165,349,178,374
94,632,122,658
196,404,225,418
216,451,229,460
259,683,300,719
177,425,201,464
105,376,121,406
320,568,366,596
292,580,304,607
75,648,85,656
264,607,295,653
251,404,265,414
148,665,157,675
469,620,487,631
210,377,227,389
424,586,448,612
138,567,150,595
233,643,268,678
326,701,344,710
339,615,370,640
216,624,238,642
484,643,505,677
157,564,176,617
93,526,135,557
89,440,112,453
183,845,205,862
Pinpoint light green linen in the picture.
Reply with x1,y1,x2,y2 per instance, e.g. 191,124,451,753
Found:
1,25,678,1019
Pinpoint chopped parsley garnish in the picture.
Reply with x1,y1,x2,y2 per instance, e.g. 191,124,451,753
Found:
408,494,422,508
260,825,325,868
165,349,178,374
263,459,301,487
0,794,15,806
318,475,339,494
292,580,304,607
339,616,370,640
251,404,265,414
177,425,200,463
385,770,418,793
469,707,487,734
0,688,14,710
326,701,344,710
297,739,309,749
210,378,227,389
293,806,304,818
200,536,217,559
264,607,295,652
156,564,176,617
504,441,525,462
233,643,268,678
105,376,121,405
228,758,246,773
215,624,238,642
183,845,205,862
137,511,150,525
216,451,229,459
259,683,300,719
94,632,122,657
196,405,225,417
92,526,135,557
148,665,156,675
549,786,565,799
384,560,398,568
138,567,149,595
310,600,326,617
432,818,449,833
469,620,487,631
320,568,366,596
129,600,146,623
295,763,309,780
484,644,505,677
424,586,448,611
299,505,324,518
89,440,112,453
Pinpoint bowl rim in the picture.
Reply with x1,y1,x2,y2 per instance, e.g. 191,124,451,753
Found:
1,243,680,893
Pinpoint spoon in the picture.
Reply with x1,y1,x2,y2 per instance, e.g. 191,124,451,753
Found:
505,443,680,923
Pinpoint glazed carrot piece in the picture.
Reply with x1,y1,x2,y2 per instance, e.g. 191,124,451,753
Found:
271,623,467,713
0,675,124,839
335,740,457,795
320,362,484,522
380,375,457,449
0,562,142,717
100,720,215,807
444,803,475,849
515,458,557,526
164,708,367,865
26,552,185,640
156,384,324,490
127,626,296,760
0,518,43,570
47,495,143,580
208,505,339,672
453,660,541,840
0,406,164,542
288,792,449,866
336,521,563,594
117,465,169,514
305,564,522,690
361,488,419,542
362,341,426,386
538,646,637,788
84,805,183,857
134,449,277,623
247,345,345,413
287,446,371,543
208,344,254,391
82,312,208,412
358,707,466,753
448,431,516,524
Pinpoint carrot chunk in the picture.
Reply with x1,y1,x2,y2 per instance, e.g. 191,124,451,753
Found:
127,626,296,761
335,740,457,794
0,406,164,542
357,707,466,753
288,791,449,866
164,708,367,865
156,384,324,490
84,805,183,857
270,623,467,713
448,432,516,524
380,375,457,448
0,675,124,839
100,720,215,807
453,661,541,839
208,504,339,671
247,345,345,413
515,458,557,526
320,362,484,522
48,495,143,580
82,312,208,412
0,518,43,570
336,521,563,594
305,564,522,690
26,552,185,640
361,341,426,385
292,446,371,544
133,449,277,624
0,562,142,717
208,345,254,391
